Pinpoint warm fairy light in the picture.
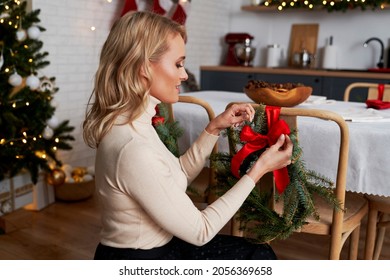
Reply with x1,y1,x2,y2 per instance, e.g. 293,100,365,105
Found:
0,139,5,145
90,26,96,31
290,2,295,6
304,0,309,5
12,102,16,108
10,141,14,145
22,139,27,143
309,4,314,8
33,137,37,141
28,58,33,63
278,5,283,10
35,150,47,159
5,68,10,72
264,1,269,6
23,131,27,137
24,44,28,49
26,102,29,106
52,146,57,151
106,0,112,2
282,1,286,6
55,138,59,143
330,1,335,5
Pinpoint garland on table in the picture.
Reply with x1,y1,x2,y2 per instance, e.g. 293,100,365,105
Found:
210,104,343,243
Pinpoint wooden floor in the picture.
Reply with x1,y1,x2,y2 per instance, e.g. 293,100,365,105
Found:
0,195,389,260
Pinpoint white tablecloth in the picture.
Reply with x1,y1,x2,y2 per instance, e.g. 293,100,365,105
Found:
173,91,390,197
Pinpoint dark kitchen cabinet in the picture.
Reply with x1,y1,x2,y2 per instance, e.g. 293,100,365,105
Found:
200,66,390,101
322,76,390,102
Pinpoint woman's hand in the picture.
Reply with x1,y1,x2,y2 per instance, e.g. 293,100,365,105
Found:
205,103,255,135
247,133,293,183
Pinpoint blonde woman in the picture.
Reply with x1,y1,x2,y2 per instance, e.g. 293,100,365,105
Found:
83,11,292,260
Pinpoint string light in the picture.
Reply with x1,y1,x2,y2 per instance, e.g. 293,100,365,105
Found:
254,0,389,11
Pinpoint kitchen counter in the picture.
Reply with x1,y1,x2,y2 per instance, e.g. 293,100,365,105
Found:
200,65,390,80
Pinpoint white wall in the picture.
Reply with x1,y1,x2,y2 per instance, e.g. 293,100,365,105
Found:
30,0,390,169
31,0,122,168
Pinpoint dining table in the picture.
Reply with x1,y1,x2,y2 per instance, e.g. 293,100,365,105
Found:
172,90,390,197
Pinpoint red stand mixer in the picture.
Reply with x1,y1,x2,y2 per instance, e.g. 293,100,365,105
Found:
224,33,255,66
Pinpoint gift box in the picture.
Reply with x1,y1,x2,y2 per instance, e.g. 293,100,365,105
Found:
0,172,34,217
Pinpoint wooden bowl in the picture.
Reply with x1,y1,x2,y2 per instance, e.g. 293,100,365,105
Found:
54,179,95,202
244,86,312,107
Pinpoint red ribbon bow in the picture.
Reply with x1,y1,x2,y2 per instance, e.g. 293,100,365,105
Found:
365,84,390,110
231,106,291,194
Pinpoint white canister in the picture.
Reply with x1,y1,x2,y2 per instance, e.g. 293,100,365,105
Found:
266,44,282,68
322,45,338,69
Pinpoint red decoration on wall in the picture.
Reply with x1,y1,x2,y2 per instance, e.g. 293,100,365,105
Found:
152,0,167,15
121,0,138,16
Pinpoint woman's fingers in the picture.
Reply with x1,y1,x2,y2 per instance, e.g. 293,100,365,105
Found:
229,104,254,126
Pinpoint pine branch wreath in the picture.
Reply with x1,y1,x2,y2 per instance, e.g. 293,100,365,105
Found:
210,104,343,243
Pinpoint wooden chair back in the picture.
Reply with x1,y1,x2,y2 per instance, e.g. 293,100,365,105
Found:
344,82,390,102
226,102,368,260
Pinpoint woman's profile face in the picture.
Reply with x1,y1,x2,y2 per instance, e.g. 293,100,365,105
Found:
149,33,188,103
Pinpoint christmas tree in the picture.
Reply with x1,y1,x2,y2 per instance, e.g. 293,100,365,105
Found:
0,1,74,184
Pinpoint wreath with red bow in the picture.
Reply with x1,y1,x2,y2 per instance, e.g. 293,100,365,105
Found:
210,104,342,243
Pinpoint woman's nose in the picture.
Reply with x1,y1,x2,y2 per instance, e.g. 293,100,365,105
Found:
181,68,188,81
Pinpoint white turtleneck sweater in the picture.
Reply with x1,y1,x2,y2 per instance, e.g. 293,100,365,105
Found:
95,96,256,249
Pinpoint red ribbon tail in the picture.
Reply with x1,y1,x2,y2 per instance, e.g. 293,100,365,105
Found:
378,84,384,100
274,167,290,194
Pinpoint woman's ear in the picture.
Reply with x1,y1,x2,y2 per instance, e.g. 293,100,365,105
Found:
140,61,152,79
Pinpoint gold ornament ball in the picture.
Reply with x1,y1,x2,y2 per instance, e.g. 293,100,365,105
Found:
47,168,66,186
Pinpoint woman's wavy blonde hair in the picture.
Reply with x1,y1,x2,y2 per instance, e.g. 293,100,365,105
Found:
83,11,186,148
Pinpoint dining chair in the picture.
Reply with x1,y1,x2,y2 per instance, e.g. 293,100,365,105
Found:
165,95,218,208
343,82,390,102
344,82,390,260
225,103,368,260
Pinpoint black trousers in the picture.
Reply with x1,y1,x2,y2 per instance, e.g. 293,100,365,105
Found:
94,234,277,260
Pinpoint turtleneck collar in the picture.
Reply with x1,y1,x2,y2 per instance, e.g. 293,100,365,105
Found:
135,95,161,125
115,95,162,125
